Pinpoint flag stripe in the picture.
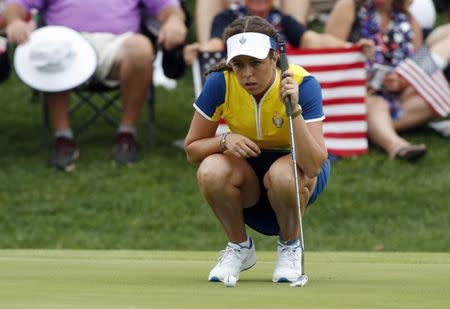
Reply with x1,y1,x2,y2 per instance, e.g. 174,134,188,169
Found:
307,69,366,83
288,52,366,66
325,132,368,138
323,104,366,116
325,138,368,150
302,62,366,72
323,97,366,105
325,115,366,122
287,46,362,54
322,86,366,99
400,59,448,105
320,80,367,88
326,148,369,156
396,60,448,116
323,121,367,132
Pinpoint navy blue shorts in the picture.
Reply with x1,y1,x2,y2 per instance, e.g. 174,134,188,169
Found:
243,150,330,236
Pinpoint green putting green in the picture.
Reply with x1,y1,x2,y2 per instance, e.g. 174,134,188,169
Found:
0,251,449,309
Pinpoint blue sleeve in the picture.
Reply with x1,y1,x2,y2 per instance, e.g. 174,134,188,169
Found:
298,76,324,122
194,72,226,120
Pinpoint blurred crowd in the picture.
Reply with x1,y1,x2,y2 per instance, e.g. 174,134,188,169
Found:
0,0,449,172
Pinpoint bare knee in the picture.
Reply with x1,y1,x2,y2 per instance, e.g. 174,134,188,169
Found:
120,34,154,65
367,96,389,113
264,160,294,194
197,155,231,190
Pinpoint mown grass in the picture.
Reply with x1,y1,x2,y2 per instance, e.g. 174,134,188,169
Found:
0,250,449,309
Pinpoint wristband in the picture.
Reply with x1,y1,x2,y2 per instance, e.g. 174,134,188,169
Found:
220,132,231,151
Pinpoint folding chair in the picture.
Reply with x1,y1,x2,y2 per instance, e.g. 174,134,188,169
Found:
192,46,369,158
38,82,155,150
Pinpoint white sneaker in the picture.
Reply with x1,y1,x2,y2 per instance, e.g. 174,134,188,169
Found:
208,238,256,282
272,240,303,283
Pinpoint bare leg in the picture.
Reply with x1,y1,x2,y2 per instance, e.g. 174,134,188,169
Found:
195,0,229,44
109,34,154,127
197,153,260,243
264,155,316,241
45,91,71,130
394,86,436,132
366,95,410,156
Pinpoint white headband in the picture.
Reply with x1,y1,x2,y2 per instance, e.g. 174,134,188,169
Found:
226,32,277,64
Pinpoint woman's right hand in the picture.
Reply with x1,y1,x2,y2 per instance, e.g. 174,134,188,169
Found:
183,42,201,65
6,19,31,44
224,133,261,158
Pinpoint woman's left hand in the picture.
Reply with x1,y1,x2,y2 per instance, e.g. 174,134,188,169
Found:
280,69,299,111
383,72,408,92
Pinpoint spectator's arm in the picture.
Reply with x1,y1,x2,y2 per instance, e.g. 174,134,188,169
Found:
4,3,30,44
280,0,310,25
324,0,355,40
195,0,228,44
410,15,423,50
157,4,187,50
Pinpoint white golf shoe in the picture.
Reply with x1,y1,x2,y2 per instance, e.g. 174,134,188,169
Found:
272,240,303,283
208,238,256,282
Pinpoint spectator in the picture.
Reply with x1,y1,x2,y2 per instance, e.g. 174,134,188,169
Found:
325,0,446,162
3,0,187,171
194,0,311,45
184,0,373,65
184,16,330,283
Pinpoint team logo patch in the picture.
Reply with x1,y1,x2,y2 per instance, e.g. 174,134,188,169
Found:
272,112,284,128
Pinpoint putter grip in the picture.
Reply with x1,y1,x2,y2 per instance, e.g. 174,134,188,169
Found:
279,42,293,116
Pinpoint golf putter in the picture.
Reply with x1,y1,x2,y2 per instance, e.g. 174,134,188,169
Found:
279,42,308,288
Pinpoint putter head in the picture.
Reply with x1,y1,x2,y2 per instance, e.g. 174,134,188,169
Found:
290,274,308,287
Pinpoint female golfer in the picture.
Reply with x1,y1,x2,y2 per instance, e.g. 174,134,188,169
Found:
184,16,330,283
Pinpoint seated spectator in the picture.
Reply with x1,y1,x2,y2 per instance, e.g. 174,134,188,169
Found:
3,0,187,171
194,0,311,45
184,0,373,65
325,0,448,162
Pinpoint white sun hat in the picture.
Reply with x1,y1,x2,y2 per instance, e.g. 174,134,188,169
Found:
226,32,278,64
14,25,97,92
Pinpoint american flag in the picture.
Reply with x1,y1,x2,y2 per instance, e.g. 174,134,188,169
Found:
193,47,369,156
287,46,368,157
396,47,450,117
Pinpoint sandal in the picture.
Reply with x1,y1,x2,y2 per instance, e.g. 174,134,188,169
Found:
390,144,427,162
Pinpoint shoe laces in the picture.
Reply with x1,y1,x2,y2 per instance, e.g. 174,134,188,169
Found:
217,245,244,266
278,244,301,267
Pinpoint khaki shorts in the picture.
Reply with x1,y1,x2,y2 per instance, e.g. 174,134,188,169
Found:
82,32,134,87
